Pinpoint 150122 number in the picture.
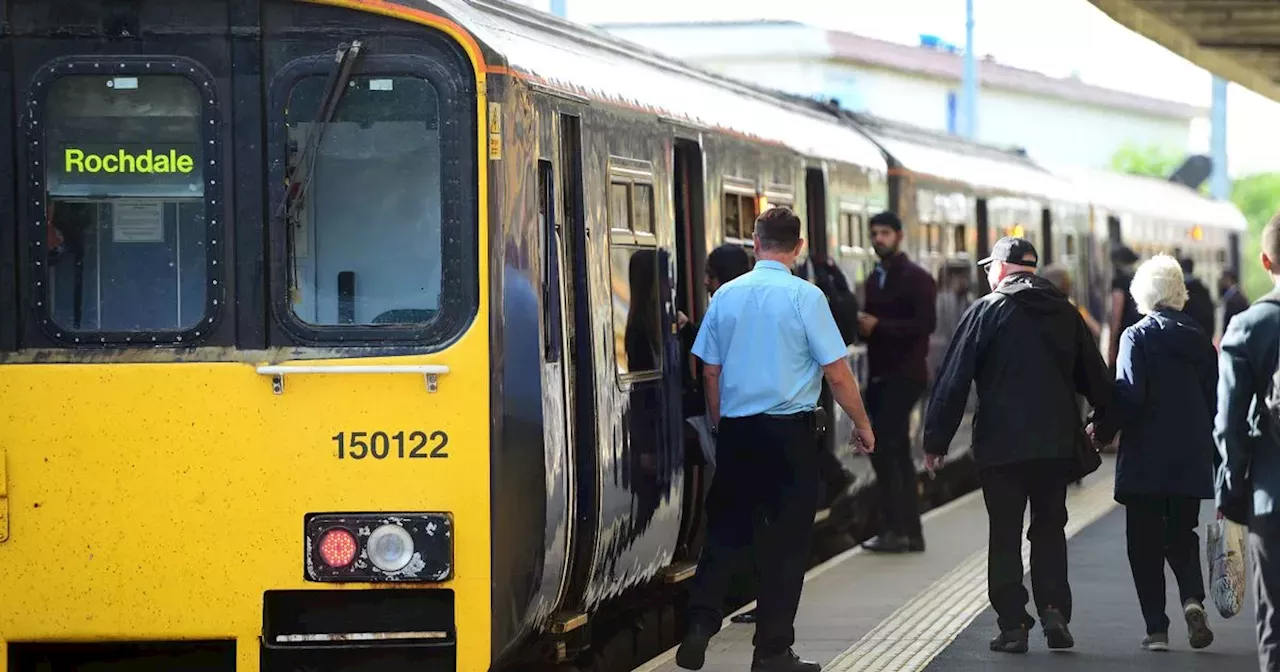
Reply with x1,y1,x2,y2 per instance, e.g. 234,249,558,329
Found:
332,431,449,460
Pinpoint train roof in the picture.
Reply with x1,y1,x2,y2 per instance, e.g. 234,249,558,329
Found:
1057,168,1247,233
428,0,887,173
837,109,1079,204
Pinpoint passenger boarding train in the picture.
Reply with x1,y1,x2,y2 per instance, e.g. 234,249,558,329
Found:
0,1,1245,671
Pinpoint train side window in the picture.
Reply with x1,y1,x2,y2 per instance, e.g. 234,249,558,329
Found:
723,191,757,244
609,175,661,379
1064,234,1076,257
953,225,967,254
283,74,445,328
632,183,654,235
723,192,739,239
32,65,223,344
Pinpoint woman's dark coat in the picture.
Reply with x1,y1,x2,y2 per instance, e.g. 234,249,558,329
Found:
1095,309,1218,501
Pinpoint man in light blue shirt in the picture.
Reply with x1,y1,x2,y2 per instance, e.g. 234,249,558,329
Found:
677,206,875,672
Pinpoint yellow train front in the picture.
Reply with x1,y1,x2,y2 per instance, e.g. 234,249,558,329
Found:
0,0,502,669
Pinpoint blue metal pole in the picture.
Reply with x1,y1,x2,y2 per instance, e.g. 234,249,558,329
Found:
962,0,978,139
550,0,566,17
1210,76,1229,199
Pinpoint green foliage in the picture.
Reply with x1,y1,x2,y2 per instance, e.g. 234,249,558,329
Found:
1109,142,1184,179
1232,173,1280,301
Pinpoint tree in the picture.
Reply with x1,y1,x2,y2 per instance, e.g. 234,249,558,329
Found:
1232,173,1280,301
1109,142,1185,179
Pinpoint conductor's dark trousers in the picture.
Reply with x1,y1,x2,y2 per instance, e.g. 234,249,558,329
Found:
686,412,820,656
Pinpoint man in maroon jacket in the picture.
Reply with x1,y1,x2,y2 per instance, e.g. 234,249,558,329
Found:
859,211,938,553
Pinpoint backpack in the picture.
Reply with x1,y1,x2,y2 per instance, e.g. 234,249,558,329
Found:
810,259,860,346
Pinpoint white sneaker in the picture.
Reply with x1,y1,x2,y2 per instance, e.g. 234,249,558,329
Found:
1142,633,1169,651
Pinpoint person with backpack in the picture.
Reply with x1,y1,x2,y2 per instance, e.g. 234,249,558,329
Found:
923,236,1111,654
1216,213,1280,670
858,210,938,554
1088,254,1217,652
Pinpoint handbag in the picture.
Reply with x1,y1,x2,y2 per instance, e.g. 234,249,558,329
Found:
1206,512,1247,618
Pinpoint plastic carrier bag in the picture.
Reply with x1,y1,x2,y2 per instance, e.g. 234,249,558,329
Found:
1206,515,1247,619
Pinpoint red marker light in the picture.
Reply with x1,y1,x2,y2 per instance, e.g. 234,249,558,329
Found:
318,528,358,568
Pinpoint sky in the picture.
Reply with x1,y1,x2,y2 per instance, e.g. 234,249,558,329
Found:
518,0,1280,178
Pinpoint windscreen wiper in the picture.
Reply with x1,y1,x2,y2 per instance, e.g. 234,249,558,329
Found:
275,40,364,224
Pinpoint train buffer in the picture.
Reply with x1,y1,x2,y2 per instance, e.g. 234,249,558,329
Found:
634,455,1259,671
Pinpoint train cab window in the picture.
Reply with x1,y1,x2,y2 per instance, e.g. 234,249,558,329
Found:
36,70,220,342
609,177,661,378
282,74,446,328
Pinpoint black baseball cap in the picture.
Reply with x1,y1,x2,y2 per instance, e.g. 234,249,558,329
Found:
978,236,1039,268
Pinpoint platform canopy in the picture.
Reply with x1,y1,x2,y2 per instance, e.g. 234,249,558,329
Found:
1086,0,1280,102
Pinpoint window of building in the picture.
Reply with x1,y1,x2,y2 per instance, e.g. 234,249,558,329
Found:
34,67,222,343
609,176,661,379
953,224,968,254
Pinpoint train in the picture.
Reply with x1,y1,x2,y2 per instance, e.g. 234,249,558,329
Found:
0,1,1245,671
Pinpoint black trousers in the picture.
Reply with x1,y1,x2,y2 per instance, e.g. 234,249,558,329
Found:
866,376,924,539
980,460,1073,632
1251,513,1280,671
1123,495,1205,635
686,413,819,656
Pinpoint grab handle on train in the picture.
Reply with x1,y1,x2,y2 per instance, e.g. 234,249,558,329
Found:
255,364,451,395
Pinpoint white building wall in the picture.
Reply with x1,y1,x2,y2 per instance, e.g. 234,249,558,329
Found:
977,88,1192,168
603,24,1197,171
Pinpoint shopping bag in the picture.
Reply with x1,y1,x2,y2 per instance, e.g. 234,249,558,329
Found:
1206,514,1247,619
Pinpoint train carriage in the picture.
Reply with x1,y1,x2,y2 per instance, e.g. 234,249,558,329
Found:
0,1,1250,671
1059,167,1247,341
0,1,890,671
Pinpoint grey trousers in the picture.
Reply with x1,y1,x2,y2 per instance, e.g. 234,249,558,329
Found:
1251,513,1280,671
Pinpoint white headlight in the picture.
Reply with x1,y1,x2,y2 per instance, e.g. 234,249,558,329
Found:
367,524,414,572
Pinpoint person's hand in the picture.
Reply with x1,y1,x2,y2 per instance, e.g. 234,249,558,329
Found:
676,310,689,329
857,312,878,337
852,426,876,454
925,453,944,477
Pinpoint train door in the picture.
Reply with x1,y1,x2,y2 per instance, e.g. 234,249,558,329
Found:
672,138,708,565
557,113,600,626
1041,207,1054,263
975,198,990,294
805,167,829,262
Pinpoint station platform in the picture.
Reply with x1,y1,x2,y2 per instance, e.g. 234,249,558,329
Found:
634,455,1261,672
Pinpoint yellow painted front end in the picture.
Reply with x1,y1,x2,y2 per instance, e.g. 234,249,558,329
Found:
0,336,491,670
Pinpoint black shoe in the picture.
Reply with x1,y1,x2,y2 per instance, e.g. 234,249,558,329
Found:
989,628,1029,653
751,649,821,672
861,533,911,553
907,535,926,553
730,609,757,624
1041,608,1074,650
676,625,715,670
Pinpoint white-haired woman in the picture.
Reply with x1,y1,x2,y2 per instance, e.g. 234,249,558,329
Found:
1089,254,1218,652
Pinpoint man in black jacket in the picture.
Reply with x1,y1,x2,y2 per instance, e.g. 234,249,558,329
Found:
1216,215,1280,670
923,237,1111,654
859,211,937,553
1180,256,1216,338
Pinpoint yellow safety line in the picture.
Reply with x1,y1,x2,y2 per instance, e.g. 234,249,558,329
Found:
823,474,1118,671
630,489,986,672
